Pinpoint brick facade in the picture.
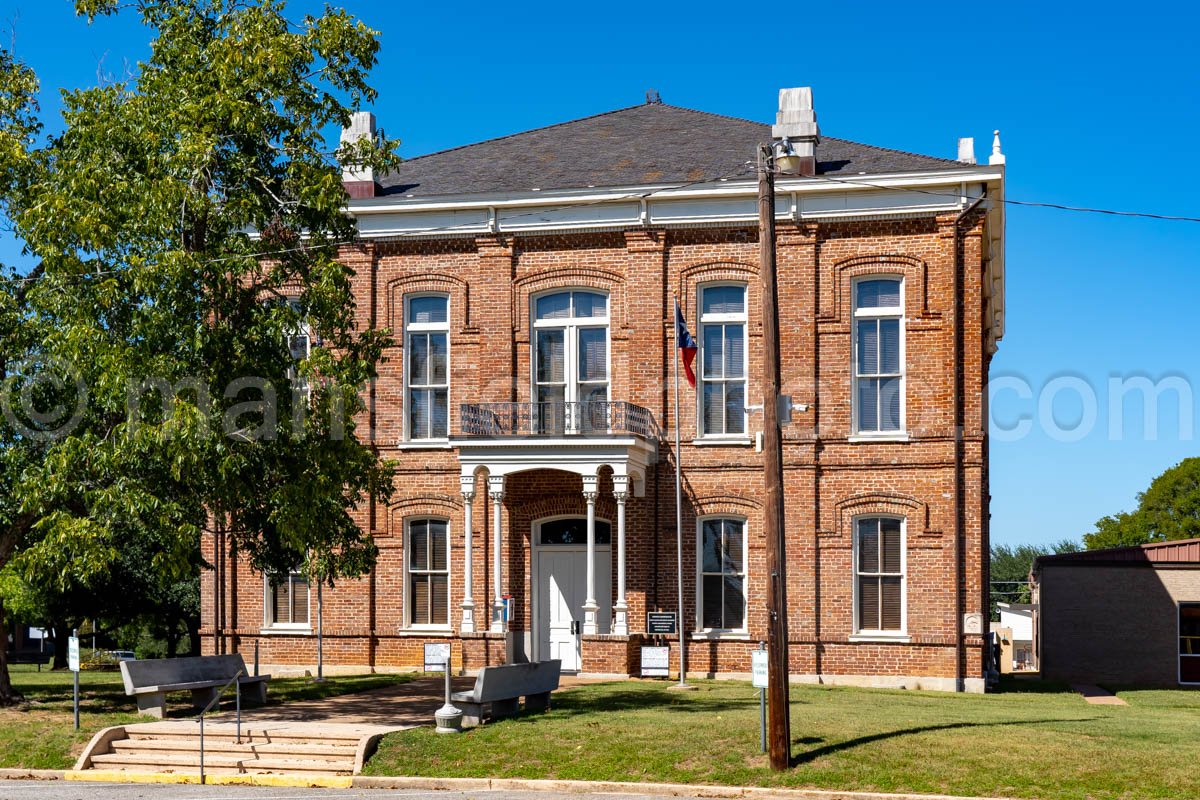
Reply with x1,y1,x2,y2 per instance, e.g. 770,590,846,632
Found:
202,212,993,692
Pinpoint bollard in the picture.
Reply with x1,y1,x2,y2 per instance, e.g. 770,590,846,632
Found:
434,658,463,733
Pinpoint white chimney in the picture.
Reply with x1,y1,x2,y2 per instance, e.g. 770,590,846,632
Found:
340,111,378,198
989,130,1006,166
957,137,976,164
772,87,820,177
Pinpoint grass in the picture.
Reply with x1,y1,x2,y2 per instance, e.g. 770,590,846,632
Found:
0,663,420,769
364,677,1200,800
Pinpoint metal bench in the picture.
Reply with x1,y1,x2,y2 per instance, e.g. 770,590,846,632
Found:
451,660,561,727
119,654,270,719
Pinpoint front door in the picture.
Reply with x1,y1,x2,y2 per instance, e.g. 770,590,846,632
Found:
535,518,612,672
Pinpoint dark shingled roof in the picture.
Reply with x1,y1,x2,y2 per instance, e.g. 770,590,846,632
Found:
377,103,966,199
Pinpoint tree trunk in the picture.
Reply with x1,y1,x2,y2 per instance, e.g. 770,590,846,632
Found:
165,624,180,658
0,597,23,705
51,622,69,670
186,616,201,657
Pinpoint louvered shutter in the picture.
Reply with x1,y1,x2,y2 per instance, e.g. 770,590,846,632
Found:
859,578,880,630
291,575,309,625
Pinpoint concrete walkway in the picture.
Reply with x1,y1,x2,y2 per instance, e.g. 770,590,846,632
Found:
1070,683,1128,705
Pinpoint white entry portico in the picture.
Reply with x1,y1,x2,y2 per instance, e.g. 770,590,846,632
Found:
452,406,656,644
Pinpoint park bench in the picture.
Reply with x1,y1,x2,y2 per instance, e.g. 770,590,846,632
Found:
451,659,561,727
119,654,270,719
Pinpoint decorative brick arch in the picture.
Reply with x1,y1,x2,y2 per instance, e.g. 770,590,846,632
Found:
386,272,472,333
691,493,762,521
823,254,931,322
831,491,928,539
509,492,618,536
512,266,626,333
385,494,463,539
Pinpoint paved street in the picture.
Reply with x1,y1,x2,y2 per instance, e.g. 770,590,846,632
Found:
0,782,725,800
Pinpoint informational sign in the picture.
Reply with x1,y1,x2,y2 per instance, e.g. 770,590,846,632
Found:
646,612,677,635
640,646,670,677
67,636,80,673
424,643,451,672
751,648,769,689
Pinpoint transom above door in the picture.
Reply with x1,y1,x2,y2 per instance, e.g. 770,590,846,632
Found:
533,290,609,434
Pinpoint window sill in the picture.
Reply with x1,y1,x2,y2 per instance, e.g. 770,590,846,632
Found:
394,440,453,450
691,437,753,447
258,626,313,636
691,631,752,641
847,433,911,444
395,628,454,637
848,633,912,643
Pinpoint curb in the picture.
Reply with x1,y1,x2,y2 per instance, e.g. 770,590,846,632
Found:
0,769,64,781
352,775,1019,800
63,770,352,788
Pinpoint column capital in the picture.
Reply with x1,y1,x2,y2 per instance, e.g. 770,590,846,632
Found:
487,474,505,501
460,475,477,501
582,474,599,503
612,474,630,502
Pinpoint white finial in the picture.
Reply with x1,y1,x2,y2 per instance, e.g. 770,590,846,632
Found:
957,137,976,164
989,129,1005,165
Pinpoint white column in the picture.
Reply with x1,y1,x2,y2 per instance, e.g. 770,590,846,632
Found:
488,474,506,633
582,474,600,635
460,475,476,634
612,475,629,635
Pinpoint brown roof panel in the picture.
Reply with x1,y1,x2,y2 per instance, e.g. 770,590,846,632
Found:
1035,538,1200,570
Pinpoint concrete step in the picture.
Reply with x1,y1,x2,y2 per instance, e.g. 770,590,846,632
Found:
124,729,364,746
111,738,360,757
89,751,353,774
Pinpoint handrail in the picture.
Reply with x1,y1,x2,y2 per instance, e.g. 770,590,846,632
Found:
198,668,243,785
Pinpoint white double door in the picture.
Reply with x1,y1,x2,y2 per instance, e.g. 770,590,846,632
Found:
536,545,611,672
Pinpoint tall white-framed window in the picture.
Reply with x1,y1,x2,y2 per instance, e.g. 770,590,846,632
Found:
852,277,904,436
406,518,450,628
697,516,747,631
1180,602,1200,685
532,289,609,433
405,295,449,441
698,284,747,437
266,568,310,629
853,516,906,635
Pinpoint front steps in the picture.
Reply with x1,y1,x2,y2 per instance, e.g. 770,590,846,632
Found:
74,721,401,778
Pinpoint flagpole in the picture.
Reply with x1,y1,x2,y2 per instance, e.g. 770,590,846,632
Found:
672,293,692,690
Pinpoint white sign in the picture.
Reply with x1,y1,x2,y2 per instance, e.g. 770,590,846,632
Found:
751,649,768,689
424,643,451,672
640,646,670,677
67,636,80,673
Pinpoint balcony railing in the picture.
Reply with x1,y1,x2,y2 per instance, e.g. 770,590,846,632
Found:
459,400,659,440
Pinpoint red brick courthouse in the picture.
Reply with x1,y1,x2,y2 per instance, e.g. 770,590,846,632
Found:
202,89,1007,692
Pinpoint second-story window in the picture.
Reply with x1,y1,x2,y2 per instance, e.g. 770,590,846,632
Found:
533,290,608,433
699,284,747,437
406,295,449,440
853,278,904,435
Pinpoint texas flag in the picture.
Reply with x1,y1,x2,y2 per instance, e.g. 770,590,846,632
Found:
674,300,698,388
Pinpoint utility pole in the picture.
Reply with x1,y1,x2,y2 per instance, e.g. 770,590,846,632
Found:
758,142,791,771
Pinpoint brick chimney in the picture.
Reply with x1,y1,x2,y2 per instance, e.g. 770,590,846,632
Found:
340,111,379,199
772,87,820,177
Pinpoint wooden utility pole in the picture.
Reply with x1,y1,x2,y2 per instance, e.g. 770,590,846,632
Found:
758,143,791,770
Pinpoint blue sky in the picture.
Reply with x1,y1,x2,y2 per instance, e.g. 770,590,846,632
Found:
2,0,1198,549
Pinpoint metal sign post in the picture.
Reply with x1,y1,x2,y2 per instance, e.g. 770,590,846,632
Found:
68,631,80,731
752,642,768,753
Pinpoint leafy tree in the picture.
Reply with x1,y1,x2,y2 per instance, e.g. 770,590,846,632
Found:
0,0,399,704
1084,458,1200,549
989,539,1077,617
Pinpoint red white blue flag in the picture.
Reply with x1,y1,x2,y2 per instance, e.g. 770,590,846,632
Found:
674,299,698,388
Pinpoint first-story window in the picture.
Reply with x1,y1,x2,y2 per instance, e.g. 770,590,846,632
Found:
268,569,310,627
408,519,449,627
699,517,746,630
855,517,904,633
1181,603,1200,684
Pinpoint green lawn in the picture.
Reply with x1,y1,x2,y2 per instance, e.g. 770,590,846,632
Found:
0,663,419,769
365,678,1200,800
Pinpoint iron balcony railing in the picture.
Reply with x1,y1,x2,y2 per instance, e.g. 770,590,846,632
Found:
459,400,659,440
